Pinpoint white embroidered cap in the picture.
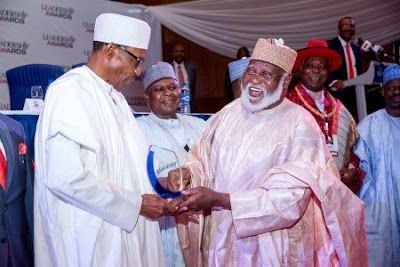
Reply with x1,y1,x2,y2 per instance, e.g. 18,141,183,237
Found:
94,13,151,49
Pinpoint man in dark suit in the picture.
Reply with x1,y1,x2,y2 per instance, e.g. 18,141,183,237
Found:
0,113,34,267
327,16,362,119
170,43,197,112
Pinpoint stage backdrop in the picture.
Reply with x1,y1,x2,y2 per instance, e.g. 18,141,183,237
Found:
0,0,162,111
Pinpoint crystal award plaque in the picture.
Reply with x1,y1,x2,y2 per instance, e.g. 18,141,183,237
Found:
147,145,183,199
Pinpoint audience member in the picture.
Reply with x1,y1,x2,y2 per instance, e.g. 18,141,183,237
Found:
353,64,400,267
327,16,362,118
168,38,367,266
137,62,207,267
0,114,33,267
287,40,363,193
224,46,250,102
34,13,177,266
170,43,197,112
228,57,250,100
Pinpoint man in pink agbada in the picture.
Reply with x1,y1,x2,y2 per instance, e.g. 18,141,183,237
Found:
168,38,368,266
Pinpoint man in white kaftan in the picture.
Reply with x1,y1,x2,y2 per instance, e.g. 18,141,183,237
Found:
353,64,400,267
168,38,368,266
34,14,175,266
137,62,207,266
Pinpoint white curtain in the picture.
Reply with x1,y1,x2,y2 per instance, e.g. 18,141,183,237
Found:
148,0,400,58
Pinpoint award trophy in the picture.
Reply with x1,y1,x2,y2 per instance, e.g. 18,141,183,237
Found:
147,145,183,199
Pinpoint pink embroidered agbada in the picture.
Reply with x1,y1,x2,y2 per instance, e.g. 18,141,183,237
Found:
184,99,367,266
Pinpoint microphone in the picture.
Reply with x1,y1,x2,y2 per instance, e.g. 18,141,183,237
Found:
358,37,385,54
358,38,373,53
372,44,384,54
358,37,396,63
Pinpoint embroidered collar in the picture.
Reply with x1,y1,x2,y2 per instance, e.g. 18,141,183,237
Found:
294,84,337,119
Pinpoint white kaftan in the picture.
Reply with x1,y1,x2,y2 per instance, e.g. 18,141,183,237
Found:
137,112,207,267
185,99,368,266
34,66,165,267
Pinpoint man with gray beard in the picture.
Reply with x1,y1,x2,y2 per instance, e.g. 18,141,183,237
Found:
167,38,367,266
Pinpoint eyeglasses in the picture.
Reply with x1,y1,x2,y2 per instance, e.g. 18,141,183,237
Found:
245,68,281,82
117,45,145,69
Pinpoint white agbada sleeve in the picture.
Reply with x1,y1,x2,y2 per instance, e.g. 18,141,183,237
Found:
46,134,142,231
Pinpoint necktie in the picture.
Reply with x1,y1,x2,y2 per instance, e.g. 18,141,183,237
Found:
177,65,184,87
0,149,7,190
345,44,355,79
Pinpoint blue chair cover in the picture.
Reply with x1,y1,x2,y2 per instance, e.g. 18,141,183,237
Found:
6,64,65,110
71,62,86,69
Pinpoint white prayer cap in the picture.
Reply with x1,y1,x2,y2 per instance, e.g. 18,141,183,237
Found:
94,13,151,49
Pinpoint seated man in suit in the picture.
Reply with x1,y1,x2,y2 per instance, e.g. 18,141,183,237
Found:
327,16,362,119
0,113,34,267
171,43,197,112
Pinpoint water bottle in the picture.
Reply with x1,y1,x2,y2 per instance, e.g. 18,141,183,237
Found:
30,85,43,100
179,81,191,113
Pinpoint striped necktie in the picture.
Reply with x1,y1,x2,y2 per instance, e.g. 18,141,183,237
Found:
345,44,355,79
177,65,184,87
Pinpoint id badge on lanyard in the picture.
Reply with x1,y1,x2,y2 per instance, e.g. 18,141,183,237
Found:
324,115,338,157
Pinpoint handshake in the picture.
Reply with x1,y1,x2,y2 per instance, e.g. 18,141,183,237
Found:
140,167,230,220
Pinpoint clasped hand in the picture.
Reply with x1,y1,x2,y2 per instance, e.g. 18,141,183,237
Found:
140,194,183,219
167,167,191,192
166,167,213,212
166,168,231,214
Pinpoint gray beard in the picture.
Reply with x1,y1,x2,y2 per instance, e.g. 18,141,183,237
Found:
240,77,285,112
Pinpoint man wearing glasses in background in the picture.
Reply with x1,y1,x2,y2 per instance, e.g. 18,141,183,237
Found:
34,13,177,266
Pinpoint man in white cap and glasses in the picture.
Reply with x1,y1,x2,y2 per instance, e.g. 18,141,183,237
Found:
167,38,367,266
354,64,400,267
137,61,207,267
34,13,177,266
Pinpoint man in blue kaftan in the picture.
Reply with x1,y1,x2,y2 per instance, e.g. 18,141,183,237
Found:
353,64,400,267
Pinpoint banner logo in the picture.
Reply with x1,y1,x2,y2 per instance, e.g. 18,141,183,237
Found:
82,21,94,33
41,5,74,20
0,72,8,84
0,41,29,55
43,34,76,48
0,103,10,110
84,49,91,56
0,9,28,24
